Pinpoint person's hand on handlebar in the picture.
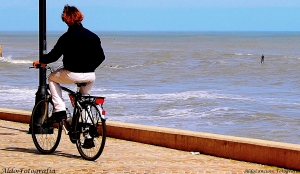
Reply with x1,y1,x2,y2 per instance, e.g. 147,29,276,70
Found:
32,61,46,68
32,61,40,68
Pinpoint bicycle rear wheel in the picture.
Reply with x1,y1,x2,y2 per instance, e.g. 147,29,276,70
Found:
75,103,106,161
31,98,62,154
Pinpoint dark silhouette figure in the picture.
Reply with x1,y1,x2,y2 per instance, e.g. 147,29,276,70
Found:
261,55,264,64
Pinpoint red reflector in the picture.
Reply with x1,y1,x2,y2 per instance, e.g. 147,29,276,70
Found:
95,98,105,105
102,110,106,115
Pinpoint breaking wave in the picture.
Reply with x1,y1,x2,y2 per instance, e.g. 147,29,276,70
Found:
0,56,32,64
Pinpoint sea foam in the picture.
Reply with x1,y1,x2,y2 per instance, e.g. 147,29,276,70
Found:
0,56,32,64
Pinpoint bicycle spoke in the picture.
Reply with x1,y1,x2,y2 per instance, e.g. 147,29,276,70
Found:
31,99,62,154
75,103,106,161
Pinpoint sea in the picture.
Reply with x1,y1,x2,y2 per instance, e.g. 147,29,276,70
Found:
1,31,300,144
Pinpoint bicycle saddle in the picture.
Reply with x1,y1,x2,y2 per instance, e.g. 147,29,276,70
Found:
75,82,87,87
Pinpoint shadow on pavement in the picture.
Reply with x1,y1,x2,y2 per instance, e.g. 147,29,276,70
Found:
0,125,28,133
1,147,82,160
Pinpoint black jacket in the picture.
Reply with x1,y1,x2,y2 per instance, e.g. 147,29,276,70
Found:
40,24,105,72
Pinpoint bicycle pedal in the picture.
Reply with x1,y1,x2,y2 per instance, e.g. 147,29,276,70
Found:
69,131,80,140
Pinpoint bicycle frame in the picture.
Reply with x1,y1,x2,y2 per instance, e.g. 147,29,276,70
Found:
38,65,106,136
31,64,107,160
60,86,106,119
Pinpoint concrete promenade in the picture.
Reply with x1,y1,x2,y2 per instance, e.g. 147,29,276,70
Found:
0,108,299,173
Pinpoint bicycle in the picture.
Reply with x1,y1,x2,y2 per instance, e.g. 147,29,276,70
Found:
30,65,107,161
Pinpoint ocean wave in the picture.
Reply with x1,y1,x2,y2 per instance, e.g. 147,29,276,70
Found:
103,90,252,102
104,64,145,69
0,87,36,109
223,53,253,56
103,62,167,69
0,56,32,64
2,85,295,108
234,53,252,56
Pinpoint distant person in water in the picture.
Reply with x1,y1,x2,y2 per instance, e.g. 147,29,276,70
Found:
261,54,264,64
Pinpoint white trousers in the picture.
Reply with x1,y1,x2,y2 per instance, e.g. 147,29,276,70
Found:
48,68,95,112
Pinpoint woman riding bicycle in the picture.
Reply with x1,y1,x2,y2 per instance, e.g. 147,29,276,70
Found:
33,5,105,123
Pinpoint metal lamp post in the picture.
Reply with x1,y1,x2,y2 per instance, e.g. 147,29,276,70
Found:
29,0,48,133
36,0,48,100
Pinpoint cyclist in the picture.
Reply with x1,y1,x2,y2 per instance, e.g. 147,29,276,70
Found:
33,5,105,126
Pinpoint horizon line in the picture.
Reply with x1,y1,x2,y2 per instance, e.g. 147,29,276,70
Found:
1,30,300,33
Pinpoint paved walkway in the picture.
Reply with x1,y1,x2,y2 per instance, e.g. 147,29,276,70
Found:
0,119,298,174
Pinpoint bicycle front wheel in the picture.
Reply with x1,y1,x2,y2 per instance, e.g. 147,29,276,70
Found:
31,98,62,154
75,103,106,161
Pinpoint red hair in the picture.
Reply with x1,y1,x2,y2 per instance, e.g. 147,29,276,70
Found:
61,5,84,26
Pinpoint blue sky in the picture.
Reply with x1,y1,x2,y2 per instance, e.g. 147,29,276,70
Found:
1,0,300,32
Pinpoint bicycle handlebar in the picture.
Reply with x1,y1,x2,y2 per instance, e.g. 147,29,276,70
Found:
29,63,55,73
